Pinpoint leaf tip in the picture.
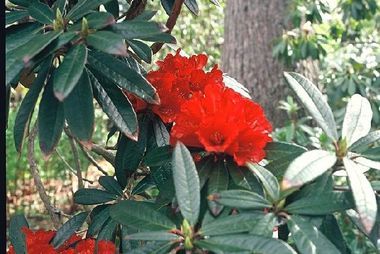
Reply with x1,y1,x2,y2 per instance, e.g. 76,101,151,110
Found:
54,91,65,102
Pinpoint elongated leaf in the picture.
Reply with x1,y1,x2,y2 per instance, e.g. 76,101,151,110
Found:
247,163,280,202
343,157,377,234
87,50,158,104
6,22,41,54
87,205,111,237
228,162,254,190
67,0,113,21
99,176,123,196
264,141,307,160
38,78,64,156
127,39,152,63
201,213,265,236
69,12,115,30
74,188,118,205
135,10,158,21
14,57,51,153
342,94,373,147
212,190,271,210
184,0,199,15
126,231,179,241
353,156,380,170
196,234,296,254
349,130,380,152
63,70,94,142
143,145,172,167
288,215,340,254
9,0,37,7
153,117,169,146
97,218,118,240
285,191,354,215
28,2,54,24
319,215,349,254
249,213,278,237
151,161,175,200
172,142,200,226
282,150,337,189
6,11,29,25
53,44,87,101
9,214,29,254
88,69,138,140
6,30,62,85
284,72,338,140
110,200,175,231
361,147,380,161
128,241,173,254
51,212,89,248
104,0,119,17
223,75,251,99
207,160,229,216
86,31,126,56
52,0,67,13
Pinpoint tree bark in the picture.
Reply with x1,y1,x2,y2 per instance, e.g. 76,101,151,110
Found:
222,0,289,127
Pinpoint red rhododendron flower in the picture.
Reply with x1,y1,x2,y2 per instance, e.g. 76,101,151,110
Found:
75,238,116,254
171,82,272,166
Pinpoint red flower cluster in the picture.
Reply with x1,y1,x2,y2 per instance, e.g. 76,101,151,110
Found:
7,227,116,254
126,50,272,165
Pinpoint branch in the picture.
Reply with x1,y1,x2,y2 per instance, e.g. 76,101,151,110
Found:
64,127,84,189
27,123,61,229
118,0,147,21
91,144,116,166
151,0,185,54
78,146,109,176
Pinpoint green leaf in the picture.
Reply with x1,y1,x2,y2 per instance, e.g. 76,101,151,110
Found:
342,94,373,147
151,161,175,200
63,70,94,142
349,130,380,152
196,234,296,254
247,163,280,202
52,0,67,13
282,150,337,189
249,213,278,237
128,241,174,254
6,22,41,54
126,231,180,241
88,69,138,140
87,50,158,104
99,176,124,196
207,160,229,216
6,11,29,25
143,145,172,167
28,2,55,24
87,205,111,237
6,30,62,85
319,215,349,254
74,188,118,205
285,191,354,215
288,215,340,254
69,12,115,30
172,142,200,226
283,72,338,141
86,31,127,56
212,190,272,210
127,39,152,63
111,21,176,43
9,0,37,7
104,0,119,17
66,0,113,21
9,214,29,254
200,213,265,236
264,141,307,160
353,156,380,170
53,44,87,101
51,212,89,248
135,10,158,21
343,157,377,234
110,200,176,231
361,147,380,161
152,117,169,146
14,57,51,153
184,0,199,15
38,78,64,156
97,218,118,240
227,161,262,194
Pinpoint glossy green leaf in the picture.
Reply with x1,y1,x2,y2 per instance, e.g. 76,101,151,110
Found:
9,214,29,254
207,160,229,216
126,231,180,241
247,163,280,202
249,213,278,237
63,70,94,142
66,0,113,21
152,117,169,146
87,205,111,237
353,156,380,170
282,150,337,189
104,0,119,17
227,161,261,192
14,57,51,153
128,241,173,254
69,12,115,30
284,72,338,141
127,39,152,63
184,0,199,15
361,147,380,161
99,176,123,196
28,2,54,24
97,218,118,240
6,22,41,54
264,141,307,160
110,200,176,231
212,190,271,210
196,234,296,254
53,44,87,101
349,130,380,152
86,31,127,56
88,69,138,140
319,215,349,254
74,188,118,205
342,94,373,147
87,50,158,104
151,161,175,200
143,145,172,167
38,78,64,156
288,215,340,254
6,11,29,25
200,213,265,236
343,157,377,234
135,10,157,21
172,142,200,226
6,30,61,85
52,0,67,13
9,0,37,7
51,212,89,248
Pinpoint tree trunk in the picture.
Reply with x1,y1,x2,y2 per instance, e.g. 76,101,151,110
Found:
222,0,289,127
